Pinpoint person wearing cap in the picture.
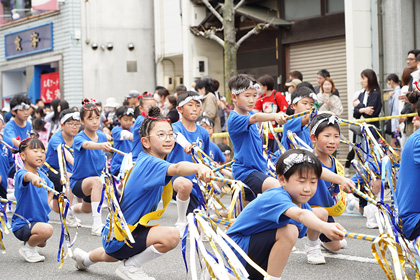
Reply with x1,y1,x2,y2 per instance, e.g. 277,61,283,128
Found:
285,79,302,105
126,90,140,108
110,106,134,177
102,97,120,130
3,94,32,148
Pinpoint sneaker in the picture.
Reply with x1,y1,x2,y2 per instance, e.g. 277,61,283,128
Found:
365,204,379,229
72,248,89,270
340,239,348,249
115,261,155,280
91,224,104,236
19,245,45,263
305,244,326,265
175,222,187,238
66,214,82,228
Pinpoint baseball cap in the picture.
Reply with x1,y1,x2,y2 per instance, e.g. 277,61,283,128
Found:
126,90,140,98
285,79,302,87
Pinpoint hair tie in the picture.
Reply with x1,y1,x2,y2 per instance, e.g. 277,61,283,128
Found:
147,115,170,122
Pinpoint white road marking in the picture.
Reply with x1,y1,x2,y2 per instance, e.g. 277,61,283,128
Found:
293,250,378,264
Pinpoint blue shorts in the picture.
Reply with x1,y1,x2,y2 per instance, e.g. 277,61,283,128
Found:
242,171,269,202
72,179,91,203
46,169,64,194
408,220,420,241
0,185,7,200
319,216,335,243
106,225,151,260
246,229,277,280
13,222,38,242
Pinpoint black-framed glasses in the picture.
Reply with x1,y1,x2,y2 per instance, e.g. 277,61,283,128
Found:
147,132,175,141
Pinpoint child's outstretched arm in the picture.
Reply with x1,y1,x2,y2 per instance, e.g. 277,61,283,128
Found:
320,167,355,193
23,172,43,188
82,141,113,152
249,112,287,126
167,162,213,183
284,207,345,241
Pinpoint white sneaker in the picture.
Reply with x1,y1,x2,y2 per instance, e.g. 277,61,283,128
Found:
115,261,155,280
175,222,187,238
305,244,326,265
91,224,104,236
340,239,348,249
72,248,89,270
19,244,45,263
66,214,82,228
365,204,379,229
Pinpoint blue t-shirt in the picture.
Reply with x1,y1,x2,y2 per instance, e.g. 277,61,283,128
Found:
131,115,145,161
226,187,311,265
209,142,225,164
227,111,266,181
281,116,311,150
395,129,420,238
12,169,52,231
0,143,14,192
111,126,133,175
3,120,32,148
308,156,340,207
167,121,210,180
70,131,107,190
44,131,74,173
102,152,172,253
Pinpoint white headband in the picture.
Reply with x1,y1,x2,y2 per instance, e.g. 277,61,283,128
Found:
178,96,202,108
125,108,134,116
231,80,261,95
292,93,317,104
61,112,80,124
12,102,30,111
310,115,340,135
0,114,3,123
283,153,314,174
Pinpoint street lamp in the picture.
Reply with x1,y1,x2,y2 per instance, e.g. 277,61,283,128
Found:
11,8,33,20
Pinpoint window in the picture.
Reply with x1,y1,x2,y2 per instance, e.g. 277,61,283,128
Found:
284,0,321,21
327,0,344,13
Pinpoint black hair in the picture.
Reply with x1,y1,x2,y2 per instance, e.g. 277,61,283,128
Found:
195,78,214,95
155,86,165,91
177,91,200,106
276,149,322,180
140,107,171,150
289,71,303,81
115,106,134,119
317,69,330,78
196,116,214,127
257,74,275,91
291,86,315,104
33,117,47,132
175,85,187,94
59,108,78,123
309,113,340,137
13,137,45,155
217,142,231,153
50,99,61,122
80,99,100,120
408,49,420,58
406,91,420,114
361,69,381,94
296,81,315,93
228,74,257,92
157,88,170,99
35,107,45,118
10,94,31,112
167,95,177,108
386,73,400,85
35,99,43,105
212,79,220,92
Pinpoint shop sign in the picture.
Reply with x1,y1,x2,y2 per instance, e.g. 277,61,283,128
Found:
40,72,60,103
5,22,53,59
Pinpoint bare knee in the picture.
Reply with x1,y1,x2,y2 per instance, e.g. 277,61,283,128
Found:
174,178,192,196
161,228,180,251
277,224,299,245
313,207,328,222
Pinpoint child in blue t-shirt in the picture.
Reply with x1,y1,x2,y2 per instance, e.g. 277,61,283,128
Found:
12,138,54,263
281,87,317,150
166,91,211,235
70,99,113,236
196,116,225,164
111,106,134,176
227,74,287,202
226,149,345,280
44,108,80,227
71,107,212,280
131,94,156,161
307,113,346,261
3,94,32,148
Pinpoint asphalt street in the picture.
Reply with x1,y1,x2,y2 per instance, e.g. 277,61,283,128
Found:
1,200,416,280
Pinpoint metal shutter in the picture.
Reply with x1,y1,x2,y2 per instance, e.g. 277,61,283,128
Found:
289,37,349,163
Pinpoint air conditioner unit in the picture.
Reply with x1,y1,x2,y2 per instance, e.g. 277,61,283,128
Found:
193,56,208,78
164,75,174,91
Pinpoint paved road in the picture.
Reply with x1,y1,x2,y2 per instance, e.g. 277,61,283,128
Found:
1,201,416,280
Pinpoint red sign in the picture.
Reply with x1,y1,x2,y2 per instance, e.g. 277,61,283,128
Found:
40,72,60,103
31,0,59,11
